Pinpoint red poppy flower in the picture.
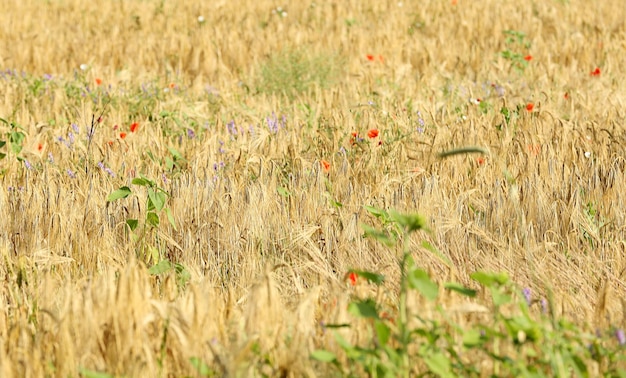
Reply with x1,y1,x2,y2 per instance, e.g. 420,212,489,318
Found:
367,129,379,138
169,83,176,89
95,78,102,85
348,272,357,286
321,159,331,173
107,141,114,146
524,55,532,61
526,103,534,112
130,122,139,133
37,143,43,152
366,54,375,61
476,157,485,165
591,67,601,77
564,92,569,100
119,132,127,139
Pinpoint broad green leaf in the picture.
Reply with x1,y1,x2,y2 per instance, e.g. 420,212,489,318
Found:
79,368,114,378
374,320,391,346
462,328,482,347
126,219,139,231
490,287,511,307
423,352,454,378
310,350,337,363
352,270,385,285
107,186,132,201
277,186,291,197
165,207,177,230
165,156,175,171
174,263,191,287
361,223,395,247
364,205,388,219
132,177,152,187
168,146,184,160
444,282,477,297
148,188,165,211
348,299,379,319
389,210,427,233
471,271,509,287
407,269,438,301
0,140,5,148
148,260,172,275
189,357,212,376
146,211,160,228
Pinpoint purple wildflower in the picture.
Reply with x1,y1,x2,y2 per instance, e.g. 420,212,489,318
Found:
416,111,425,133
227,120,237,136
162,174,168,185
218,140,225,154
43,73,53,81
522,288,531,306
23,160,32,170
48,153,54,164
68,131,75,145
541,298,548,314
267,113,279,134
616,329,625,346
71,123,79,134
104,168,115,177
66,169,76,178
187,128,196,139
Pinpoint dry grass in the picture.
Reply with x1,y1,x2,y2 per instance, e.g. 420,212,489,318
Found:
1,0,626,376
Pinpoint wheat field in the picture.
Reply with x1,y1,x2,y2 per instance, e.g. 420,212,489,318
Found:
1,0,625,376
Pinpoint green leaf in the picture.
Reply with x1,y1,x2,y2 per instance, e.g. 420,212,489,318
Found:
0,140,5,148
174,263,191,287
351,270,385,285
490,287,512,307
107,186,132,201
78,368,114,378
146,211,160,228
348,299,379,319
424,352,453,378
407,269,438,301
189,356,212,376
374,320,391,346
148,260,172,275
444,282,477,297
470,271,509,287
165,207,177,230
361,223,395,247
277,186,291,197
148,188,165,212
364,205,388,219
389,210,427,233
421,241,452,268
462,329,482,347
168,147,184,161
132,177,152,187
310,350,337,363
438,146,489,159
0,152,6,160
126,219,139,231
